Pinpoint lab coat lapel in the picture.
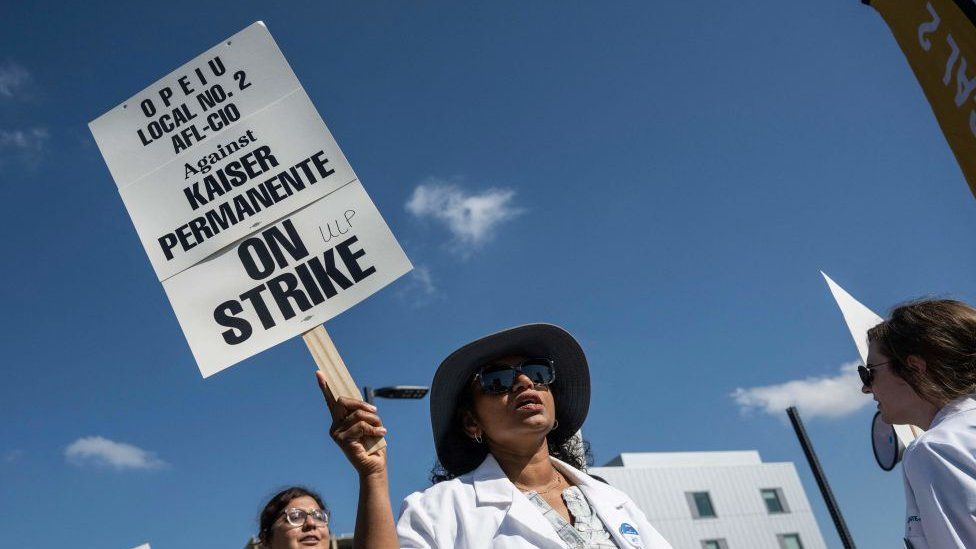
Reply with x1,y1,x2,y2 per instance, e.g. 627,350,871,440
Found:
506,490,570,547
471,455,572,547
555,458,645,548
471,454,514,506
593,502,642,549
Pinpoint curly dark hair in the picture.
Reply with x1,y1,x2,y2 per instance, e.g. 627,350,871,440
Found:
430,379,593,483
257,486,329,546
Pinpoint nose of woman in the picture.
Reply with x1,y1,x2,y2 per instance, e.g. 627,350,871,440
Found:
512,372,534,392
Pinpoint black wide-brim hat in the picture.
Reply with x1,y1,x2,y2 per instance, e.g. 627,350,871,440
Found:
430,323,591,476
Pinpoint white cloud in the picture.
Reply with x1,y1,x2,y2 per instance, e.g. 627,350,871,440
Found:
3,449,23,463
731,361,872,420
0,127,48,166
397,264,439,307
1,128,48,151
0,62,32,99
65,436,168,471
409,265,437,296
406,180,523,253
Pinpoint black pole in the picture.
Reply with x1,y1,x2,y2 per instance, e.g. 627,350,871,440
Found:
787,406,856,549
363,386,375,405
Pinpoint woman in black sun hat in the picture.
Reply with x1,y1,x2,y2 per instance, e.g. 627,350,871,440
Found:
321,323,672,548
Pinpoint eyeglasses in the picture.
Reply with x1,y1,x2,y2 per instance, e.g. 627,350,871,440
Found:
474,358,556,394
858,361,892,388
280,508,329,527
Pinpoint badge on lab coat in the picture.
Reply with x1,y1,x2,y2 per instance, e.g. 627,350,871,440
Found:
619,523,644,547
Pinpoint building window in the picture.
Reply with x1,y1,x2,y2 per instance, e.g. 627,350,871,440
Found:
761,488,789,514
686,491,717,518
701,539,728,549
777,533,804,549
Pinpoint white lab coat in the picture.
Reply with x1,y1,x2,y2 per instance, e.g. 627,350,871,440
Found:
396,454,672,548
903,394,976,548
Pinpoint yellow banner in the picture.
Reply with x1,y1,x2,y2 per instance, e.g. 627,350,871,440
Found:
870,0,976,199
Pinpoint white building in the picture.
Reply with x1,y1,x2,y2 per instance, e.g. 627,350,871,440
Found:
590,451,827,549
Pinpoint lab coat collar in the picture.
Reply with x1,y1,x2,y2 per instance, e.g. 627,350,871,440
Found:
931,393,976,429
469,453,629,508
470,454,516,505
468,454,569,546
469,453,638,547
554,457,641,547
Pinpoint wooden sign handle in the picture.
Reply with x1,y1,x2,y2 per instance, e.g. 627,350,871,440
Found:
303,325,386,455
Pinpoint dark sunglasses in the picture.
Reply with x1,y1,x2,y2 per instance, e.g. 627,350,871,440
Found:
858,361,892,388
474,358,556,394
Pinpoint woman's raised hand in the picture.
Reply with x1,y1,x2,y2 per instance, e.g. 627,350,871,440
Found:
316,371,400,549
316,370,388,478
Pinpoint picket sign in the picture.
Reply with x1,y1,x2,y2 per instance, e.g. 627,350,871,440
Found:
89,22,409,454
303,325,385,453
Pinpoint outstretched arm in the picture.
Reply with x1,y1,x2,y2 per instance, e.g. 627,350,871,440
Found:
316,371,399,549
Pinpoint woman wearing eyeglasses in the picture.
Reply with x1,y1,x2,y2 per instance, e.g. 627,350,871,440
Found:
256,486,331,548
321,323,672,548
861,299,976,549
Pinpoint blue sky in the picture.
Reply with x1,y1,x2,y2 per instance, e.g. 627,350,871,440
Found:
2,1,976,547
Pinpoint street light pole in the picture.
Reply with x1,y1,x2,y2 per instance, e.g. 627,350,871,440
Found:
787,406,856,549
